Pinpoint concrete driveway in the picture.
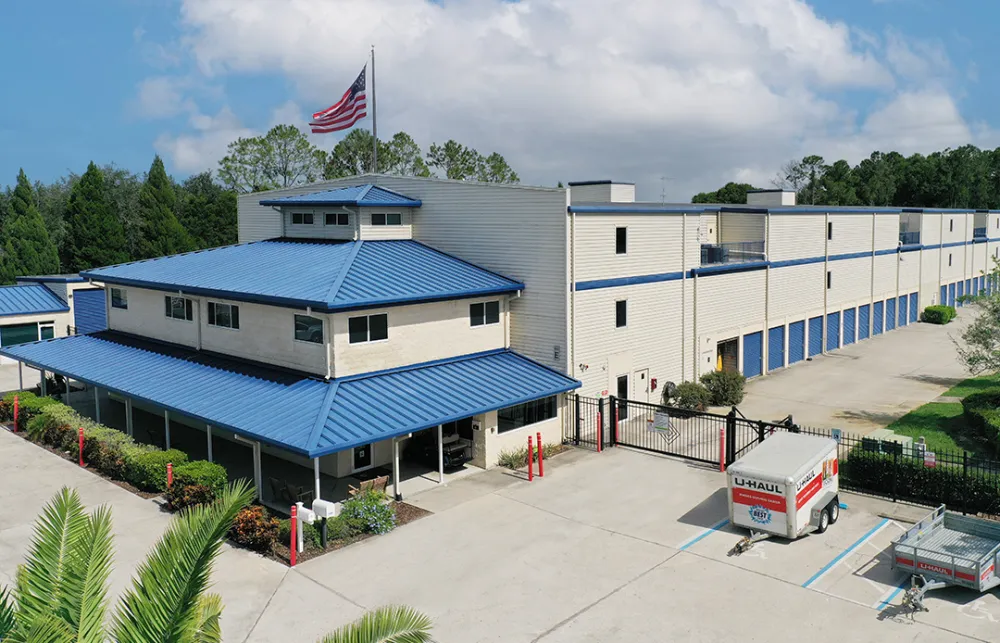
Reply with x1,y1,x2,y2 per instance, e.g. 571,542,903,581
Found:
734,312,973,434
3,427,996,643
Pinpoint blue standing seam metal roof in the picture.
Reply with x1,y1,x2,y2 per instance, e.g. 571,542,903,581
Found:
79,239,523,313
258,184,422,207
0,334,580,458
0,284,70,317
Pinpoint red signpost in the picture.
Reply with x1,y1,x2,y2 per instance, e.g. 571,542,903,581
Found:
536,431,544,477
290,505,298,567
78,427,84,467
527,435,534,482
167,463,174,488
12,395,18,433
719,428,726,473
596,411,603,453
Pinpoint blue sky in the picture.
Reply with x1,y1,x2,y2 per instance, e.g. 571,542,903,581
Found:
1,0,997,200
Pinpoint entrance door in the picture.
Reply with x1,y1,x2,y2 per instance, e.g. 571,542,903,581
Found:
716,338,739,372
353,443,373,472
616,374,629,419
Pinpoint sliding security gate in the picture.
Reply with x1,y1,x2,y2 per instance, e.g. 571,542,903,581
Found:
886,298,897,331
788,321,805,364
768,326,784,372
808,316,823,357
826,312,840,351
743,331,763,378
898,295,908,327
843,307,856,345
873,301,884,336
858,304,870,340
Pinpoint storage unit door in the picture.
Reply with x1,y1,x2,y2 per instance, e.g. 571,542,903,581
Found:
858,304,870,340
788,320,805,364
949,283,956,307
909,293,918,323
940,285,947,306
957,281,965,307
826,312,841,351
873,301,884,335
768,325,785,372
898,295,908,327
808,316,823,356
742,331,763,378
843,307,856,345
885,298,897,331
0,323,40,348
72,288,107,334
967,279,972,300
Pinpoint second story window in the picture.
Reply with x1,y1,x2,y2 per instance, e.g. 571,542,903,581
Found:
164,296,193,322
207,302,240,330
325,212,350,226
292,212,314,225
371,213,401,226
616,300,627,328
294,314,324,344
827,222,833,240
110,287,128,310
616,227,627,255
349,313,388,344
949,219,954,232
470,301,500,326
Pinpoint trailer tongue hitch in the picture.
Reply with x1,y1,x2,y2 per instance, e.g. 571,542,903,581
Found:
901,575,947,613
728,531,771,556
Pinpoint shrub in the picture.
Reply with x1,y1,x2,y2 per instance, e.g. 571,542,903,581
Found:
124,448,189,492
166,484,215,511
340,491,395,535
700,371,746,406
674,381,711,411
0,391,60,431
962,388,1000,454
496,442,563,469
277,517,327,549
229,505,280,553
921,305,956,325
173,460,228,495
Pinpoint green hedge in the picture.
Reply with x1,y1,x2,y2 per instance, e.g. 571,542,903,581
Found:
920,305,956,325
674,381,711,411
0,391,60,431
126,449,189,492
699,371,746,406
840,447,1000,516
173,460,228,495
962,388,1000,455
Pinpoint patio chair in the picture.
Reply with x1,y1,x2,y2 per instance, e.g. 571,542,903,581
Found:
372,475,389,495
284,480,314,505
348,478,376,496
268,477,285,503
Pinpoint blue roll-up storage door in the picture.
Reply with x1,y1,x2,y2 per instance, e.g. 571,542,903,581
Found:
967,279,973,300
826,312,840,351
940,285,947,306
768,326,784,372
898,295,908,327
858,304,870,340
949,283,956,307
743,331,763,378
973,277,980,296
886,298,897,330
957,281,965,307
843,307,856,345
909,292,918,323
788,320,805,364
72,288,107,334
873,301,884,335
808,316,823,356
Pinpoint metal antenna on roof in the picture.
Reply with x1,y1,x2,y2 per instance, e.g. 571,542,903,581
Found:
660,176,674,204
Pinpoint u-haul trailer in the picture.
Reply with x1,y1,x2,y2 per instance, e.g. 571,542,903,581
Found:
727,433,840,555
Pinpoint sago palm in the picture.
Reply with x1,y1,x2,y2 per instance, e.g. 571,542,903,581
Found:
319,605,433,643
0,481,253,643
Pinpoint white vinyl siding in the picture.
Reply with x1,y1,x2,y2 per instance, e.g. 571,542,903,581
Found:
874,214,901,250
695,271,766,339
768,263,824,319
898,249,921,292
872,254,897,300
767,215,826,262
827,257,871,308
574,214,687,282
282,208,357,241
828,214,872,256
358,209,413,240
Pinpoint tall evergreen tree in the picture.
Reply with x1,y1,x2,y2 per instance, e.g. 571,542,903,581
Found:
0,169,60,281
63,162,129,272
136,156,195,259
177,172,238,249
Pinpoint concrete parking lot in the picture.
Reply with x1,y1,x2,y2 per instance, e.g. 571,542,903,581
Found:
735,312,973,434
2,428,997,642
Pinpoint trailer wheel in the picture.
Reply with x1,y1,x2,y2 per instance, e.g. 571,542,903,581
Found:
816,508,830,534
828,501,840,524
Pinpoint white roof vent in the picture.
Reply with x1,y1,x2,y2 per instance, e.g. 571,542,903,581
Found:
746,189,796,207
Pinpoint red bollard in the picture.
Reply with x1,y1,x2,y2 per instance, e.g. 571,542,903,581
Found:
12,394,18,433
536,431,544,477
527,436,534,482
719,428,726,473
78,427,84,467
596,411,603,453
166,463,174,488
290,505,298,567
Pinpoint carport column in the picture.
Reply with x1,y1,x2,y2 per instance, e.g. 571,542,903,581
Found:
206,425,213,462
392,436,401,501
252,441,262,501
40,370,46,396
93,387,101,424
64,377,71,405
313,457,321,501
125,398,133,437
437,424,444,484
17,362,23,391
164,410,171,450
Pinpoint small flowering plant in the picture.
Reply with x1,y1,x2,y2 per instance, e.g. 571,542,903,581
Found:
341,490,396,535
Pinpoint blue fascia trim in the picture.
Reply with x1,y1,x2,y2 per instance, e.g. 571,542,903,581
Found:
568,205,706,214
0,306,70,317
768,256,825,269
899,244,922,253
259,198,422,207
940,240,968,249
575,271,684,291
691,261,769,277
874,248,898,256
17,275,86,284
828,250,871,262
974,238,988,244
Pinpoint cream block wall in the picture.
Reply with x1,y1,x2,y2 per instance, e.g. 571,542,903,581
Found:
574,214,686,281
331,296,508,378
481,406,563,468
108,287,200,348
768,215,826,261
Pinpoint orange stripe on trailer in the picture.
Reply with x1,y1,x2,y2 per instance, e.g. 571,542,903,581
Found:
982,565,995,580
795,474,823,509
895,556,914,567
732,488,786,512
956,570,976,582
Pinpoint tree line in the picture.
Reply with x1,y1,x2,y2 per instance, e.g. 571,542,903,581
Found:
0,126,519,283
693,145,1000,209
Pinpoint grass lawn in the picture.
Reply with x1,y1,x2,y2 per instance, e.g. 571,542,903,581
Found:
944,373,1000,399
885,403,981,454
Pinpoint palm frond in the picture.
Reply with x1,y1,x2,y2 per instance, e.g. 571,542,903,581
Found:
0,586,17,639
112,480,254,643
60,505,114,643
14,488,88,627
3,613,74,643
191,593,224,643
319,605,434,643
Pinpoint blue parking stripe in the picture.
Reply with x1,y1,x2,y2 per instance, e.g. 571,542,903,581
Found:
679,518,730,551
876,579,909,611
802,518,890,588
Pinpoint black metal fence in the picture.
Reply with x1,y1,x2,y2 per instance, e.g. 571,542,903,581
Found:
569,394,1000,517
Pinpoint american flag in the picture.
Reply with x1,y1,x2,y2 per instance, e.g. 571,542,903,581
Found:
310,66,367,133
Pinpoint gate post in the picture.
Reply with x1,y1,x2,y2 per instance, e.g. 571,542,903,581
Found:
574,394,581,445
757,420,766,445
609,396,618,447
597,397,605,452
725,408,737,466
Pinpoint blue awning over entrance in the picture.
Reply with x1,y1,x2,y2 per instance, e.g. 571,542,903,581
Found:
0,332,580,457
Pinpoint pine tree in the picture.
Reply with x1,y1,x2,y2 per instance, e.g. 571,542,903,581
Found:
0,169,60,281
64,162,129,272
136,156,195,259
177,172,237,249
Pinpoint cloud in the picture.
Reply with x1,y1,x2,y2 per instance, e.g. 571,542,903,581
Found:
133,76,198,119
143,0,980,199
154,106,254,174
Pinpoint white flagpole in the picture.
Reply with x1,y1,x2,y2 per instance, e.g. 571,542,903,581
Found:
371,45,378,175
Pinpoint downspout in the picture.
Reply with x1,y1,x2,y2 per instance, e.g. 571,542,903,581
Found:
692,273,699,380
870,213,876,331
570,206,577,381
324,312,333,379
195,298,202,350
823,213,829,353
680,211,686,383
764,210,772,369
938,213,944,301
